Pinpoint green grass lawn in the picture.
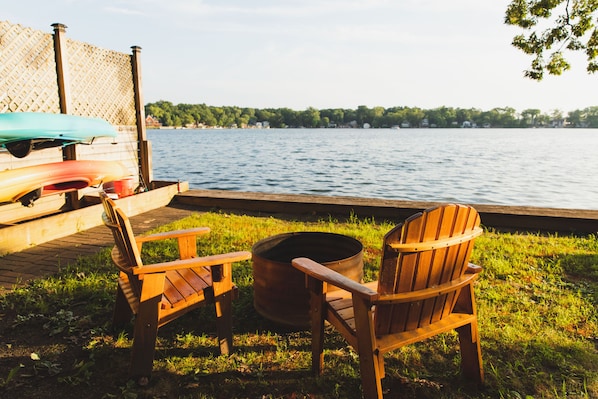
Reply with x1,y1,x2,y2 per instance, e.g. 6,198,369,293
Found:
0,211,596,398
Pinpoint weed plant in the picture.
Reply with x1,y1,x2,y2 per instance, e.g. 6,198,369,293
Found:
0,211,596,398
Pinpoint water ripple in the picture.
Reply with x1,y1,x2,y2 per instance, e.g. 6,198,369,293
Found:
148,128,598,210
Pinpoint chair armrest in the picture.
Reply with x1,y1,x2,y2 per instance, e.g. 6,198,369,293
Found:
466,262,482,274
135,227,210,243
132,251,251,275
292,257,378,301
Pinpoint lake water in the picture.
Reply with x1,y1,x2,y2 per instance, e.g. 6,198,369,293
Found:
147,128,598,211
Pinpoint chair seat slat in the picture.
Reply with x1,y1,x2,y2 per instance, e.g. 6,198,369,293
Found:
162,268,213,308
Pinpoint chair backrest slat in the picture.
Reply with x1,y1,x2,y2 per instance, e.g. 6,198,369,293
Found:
100,192,144,298
375,204,481,335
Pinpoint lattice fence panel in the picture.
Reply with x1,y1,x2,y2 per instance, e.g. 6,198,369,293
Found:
0,21,61,113
66,39,137,126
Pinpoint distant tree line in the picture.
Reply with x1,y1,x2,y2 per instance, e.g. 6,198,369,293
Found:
145,101,598,129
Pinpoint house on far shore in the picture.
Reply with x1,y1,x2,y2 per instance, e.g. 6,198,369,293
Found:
145,115,162,129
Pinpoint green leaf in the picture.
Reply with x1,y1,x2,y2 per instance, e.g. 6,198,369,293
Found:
505,0,536,27
546,52,571,75
505,0,598,79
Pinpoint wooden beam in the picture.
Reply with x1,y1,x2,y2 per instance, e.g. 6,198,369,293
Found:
52,23,71,116
131,46,153,189
52,23,80,208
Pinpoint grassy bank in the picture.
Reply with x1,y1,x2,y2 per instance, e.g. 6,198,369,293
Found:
0,211,596,398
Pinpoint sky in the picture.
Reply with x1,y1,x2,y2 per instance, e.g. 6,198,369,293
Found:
4,0,598,113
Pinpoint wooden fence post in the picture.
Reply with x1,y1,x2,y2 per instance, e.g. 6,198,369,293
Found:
131,46,153,190
52,23,71,114
52,23,80,208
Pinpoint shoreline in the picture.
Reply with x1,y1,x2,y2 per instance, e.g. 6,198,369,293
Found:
174,189,598,235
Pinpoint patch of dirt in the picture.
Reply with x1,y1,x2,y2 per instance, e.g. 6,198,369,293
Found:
0,308,135,398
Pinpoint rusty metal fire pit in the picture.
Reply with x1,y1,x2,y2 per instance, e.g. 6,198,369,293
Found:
252,232,363,328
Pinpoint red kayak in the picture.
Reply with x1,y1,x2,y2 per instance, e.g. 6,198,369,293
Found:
0,160,130,206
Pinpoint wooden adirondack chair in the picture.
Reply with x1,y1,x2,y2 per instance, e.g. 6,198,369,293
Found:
100,192,251,385
292,204,484,399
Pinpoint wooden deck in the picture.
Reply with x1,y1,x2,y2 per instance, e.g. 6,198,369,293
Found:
1,188,596,292
0,204,196,291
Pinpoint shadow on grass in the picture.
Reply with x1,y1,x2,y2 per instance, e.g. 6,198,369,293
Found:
561,253,598,305
2,245,596,398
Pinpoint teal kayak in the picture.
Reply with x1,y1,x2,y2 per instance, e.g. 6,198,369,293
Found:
0,112,118,158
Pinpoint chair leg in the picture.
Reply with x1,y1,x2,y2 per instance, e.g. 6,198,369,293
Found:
130,295,161,386
311,297,326,375
357,350,384,399
113,284,133,327
353,297,384,399
214,291,233,355
455,285,484,384
306,278,326,375
456,321,484,384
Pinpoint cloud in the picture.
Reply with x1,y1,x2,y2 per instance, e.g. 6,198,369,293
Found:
140,0,412,19
104,6,147,16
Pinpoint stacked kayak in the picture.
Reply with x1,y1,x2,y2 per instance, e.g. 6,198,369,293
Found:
0,160,129,206
0,112,117,158
0,112,128,206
